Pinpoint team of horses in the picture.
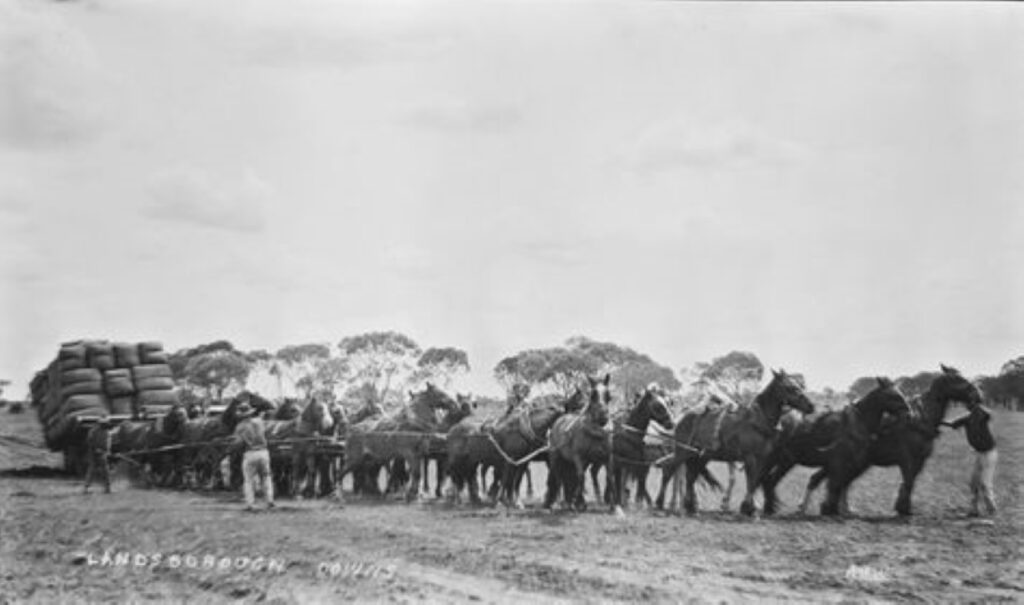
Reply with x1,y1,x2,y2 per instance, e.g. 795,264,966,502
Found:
100,365,982,518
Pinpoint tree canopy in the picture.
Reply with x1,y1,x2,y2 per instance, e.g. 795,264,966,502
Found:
338,331,422,404
413,347,470,388
182,350,251,402
692,351,765,402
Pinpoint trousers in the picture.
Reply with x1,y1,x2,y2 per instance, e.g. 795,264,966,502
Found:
969,449,997,516
242,449,274,507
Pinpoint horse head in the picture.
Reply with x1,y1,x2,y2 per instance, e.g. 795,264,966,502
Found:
762,369,815,419
328,401,348,435
441,394,476,428
562,387,586,413
511,383,531,405
301,396,335,435
933,365,982,406
163,403,189,439
638,383,674,431
585,373,612,426
853,377,910,432
350,399,384,424
412,382,460,415
275,398,302,420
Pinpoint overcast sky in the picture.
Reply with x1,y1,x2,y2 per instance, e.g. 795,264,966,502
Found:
1,0,1021,398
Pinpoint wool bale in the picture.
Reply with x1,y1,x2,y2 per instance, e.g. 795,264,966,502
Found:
132,364,173,380
110,396,134,416
42,390,63,421
63,394,110,415
136,389,180,408
58,343,87,363
61,368,103,386
30,371,49,399
140,350,169,365
104,370,136,397
113,343,141,368
138,341,164,354
134,376,175,391
60,358,86,372
61,381,104,398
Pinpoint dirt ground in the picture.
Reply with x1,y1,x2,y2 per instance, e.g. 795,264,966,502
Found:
2,409,1022,604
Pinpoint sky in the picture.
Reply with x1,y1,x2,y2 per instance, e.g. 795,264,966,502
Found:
1,0,1022,399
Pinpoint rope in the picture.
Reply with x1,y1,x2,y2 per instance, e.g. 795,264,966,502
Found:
485,432,549,467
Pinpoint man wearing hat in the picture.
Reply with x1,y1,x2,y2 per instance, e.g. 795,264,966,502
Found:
83,417,114,494
232,394,275,510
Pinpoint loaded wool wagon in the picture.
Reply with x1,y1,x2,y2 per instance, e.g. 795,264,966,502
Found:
30,340,181,476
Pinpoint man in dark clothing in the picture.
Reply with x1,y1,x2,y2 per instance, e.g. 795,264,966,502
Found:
942,400,997,516
83,417,114,494
232,398,275,510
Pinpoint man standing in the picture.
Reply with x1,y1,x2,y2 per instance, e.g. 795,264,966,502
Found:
83,417,114,494
942,400,997,517
232,397,275,511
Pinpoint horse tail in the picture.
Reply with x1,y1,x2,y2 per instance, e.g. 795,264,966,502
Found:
698,466,723,492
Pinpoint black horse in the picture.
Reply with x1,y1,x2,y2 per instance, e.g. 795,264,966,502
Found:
657,369,815,516
760,377,910,516
605,385,675,512
545,374,613,512
798,365,982,516
114,403,188,487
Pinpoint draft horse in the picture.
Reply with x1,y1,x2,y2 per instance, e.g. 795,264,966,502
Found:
760,377,910,516
659,369,815,516
544,374,613,512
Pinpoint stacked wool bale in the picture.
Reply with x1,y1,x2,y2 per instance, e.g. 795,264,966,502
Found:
130,342,178,417
37,341,108,449
34,340,181,450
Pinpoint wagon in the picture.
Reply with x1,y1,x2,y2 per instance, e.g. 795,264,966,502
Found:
31,339,181,477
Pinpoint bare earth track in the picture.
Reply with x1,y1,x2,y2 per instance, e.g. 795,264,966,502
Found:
2,411,1022,604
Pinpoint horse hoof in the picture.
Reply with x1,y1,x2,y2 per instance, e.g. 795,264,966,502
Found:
739,502,756,517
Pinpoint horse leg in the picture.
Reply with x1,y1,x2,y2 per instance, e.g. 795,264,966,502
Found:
739,458,762,517
633,466,646,508
799,468,827,515
683,460,702,515
589,463,602,506
895,454,923,517
572,456,589,512
820,456,845,517
486,465,501,503
543,457,562,510
405,452,423,503
611,466,626,516
434,456,447,499
524,466,534,500
654,459,674,510
721,462,737,512
763,456,797,516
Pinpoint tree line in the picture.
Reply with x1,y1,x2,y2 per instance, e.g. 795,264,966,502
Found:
126,333,1024,413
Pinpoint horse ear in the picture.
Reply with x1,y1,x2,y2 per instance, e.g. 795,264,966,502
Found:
587,375,597,388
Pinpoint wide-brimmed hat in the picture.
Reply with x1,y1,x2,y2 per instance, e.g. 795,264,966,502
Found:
235,401,255,418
